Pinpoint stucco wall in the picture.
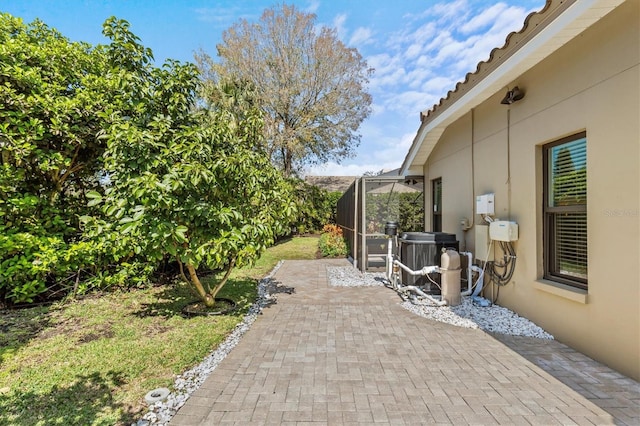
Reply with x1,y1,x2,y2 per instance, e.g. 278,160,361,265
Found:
422,0,639,380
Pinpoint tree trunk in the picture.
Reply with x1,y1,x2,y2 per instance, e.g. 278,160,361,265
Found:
178,259,214,307
186,263,214,307
210,257,236,299
282,147,293,177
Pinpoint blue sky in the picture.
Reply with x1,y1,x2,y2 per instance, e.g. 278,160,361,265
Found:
1,0,544,176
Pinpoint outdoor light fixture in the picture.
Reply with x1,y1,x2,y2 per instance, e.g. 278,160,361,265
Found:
500,86,525,105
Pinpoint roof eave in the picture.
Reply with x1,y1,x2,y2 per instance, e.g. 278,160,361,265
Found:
400,0,625,176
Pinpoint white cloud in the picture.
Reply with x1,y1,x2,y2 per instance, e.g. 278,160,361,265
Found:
349,27,374,46
460,3,508,34
367,53,406,90
309,0,537,176
430,0,470,25
305,130,418,177
304,0,320,14
369,102,386,117
332,13,347,40
370,132,415,162
422,76,456,94
193,6,255,26
383,90,433,115
405,68,434,89
366,0,534,100
305,161,383,177
490,5,532,37
405,43,423,60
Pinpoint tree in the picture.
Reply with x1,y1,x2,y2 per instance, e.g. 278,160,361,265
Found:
87,20,297,307
196,3,373,177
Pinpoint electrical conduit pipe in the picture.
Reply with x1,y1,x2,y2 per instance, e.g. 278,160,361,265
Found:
459,251,485,297
392,260,447,306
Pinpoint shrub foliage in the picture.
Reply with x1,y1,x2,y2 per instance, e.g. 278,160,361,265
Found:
0,14,115,302
290,180,341,234
319,224,348,258
0,15,297,305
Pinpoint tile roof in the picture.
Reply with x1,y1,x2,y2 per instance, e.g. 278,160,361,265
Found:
420,0,565,124
401,0,625,175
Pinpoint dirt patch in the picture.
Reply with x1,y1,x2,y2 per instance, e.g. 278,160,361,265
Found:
38,316,86,340
78,323,116,343
144,323,170,336
0,308,52,347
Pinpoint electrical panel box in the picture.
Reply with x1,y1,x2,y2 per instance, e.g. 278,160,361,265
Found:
489,221,519,242
476,193,495,215
475,225,494,262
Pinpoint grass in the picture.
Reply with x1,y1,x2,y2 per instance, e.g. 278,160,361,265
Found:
0,235,319,426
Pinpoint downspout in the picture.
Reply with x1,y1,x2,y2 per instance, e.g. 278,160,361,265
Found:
506,107,512,220
459,251,485,297
462,108,476,247
460,251,474,295
469,107,476,230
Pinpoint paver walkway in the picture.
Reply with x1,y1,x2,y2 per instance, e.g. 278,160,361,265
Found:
170,259,640,425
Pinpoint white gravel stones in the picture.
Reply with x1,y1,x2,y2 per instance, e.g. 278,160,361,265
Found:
402,298,554,339
327,265,553,340
327,266,386,287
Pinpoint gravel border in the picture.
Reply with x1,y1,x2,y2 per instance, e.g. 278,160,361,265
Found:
327,266,386,287
134,261,285,426
327,266,553,340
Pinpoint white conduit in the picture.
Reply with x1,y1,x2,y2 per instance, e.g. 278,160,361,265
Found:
390,259,447,306
460,251,474,296
385,235,447,307
459,251,485,297
394,260,438,278
400,285,447,306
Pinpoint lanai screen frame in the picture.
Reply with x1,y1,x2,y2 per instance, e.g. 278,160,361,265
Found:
336,175,425,272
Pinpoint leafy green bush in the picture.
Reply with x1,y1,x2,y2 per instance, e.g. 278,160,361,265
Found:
0,14,297,306
0,14,157,303
289,179,341,234
318,224,348,257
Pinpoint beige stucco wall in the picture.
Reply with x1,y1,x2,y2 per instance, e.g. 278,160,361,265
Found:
422,0,639,380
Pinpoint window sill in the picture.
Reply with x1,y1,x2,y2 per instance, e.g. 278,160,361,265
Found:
534,280,588,304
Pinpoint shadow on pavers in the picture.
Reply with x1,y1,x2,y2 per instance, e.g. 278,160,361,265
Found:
261,278,296,310
493,334,640,426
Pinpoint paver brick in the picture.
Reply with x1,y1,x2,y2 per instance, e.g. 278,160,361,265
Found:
168,259,639,425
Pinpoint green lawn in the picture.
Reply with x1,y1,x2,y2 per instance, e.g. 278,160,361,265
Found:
0,235,319,426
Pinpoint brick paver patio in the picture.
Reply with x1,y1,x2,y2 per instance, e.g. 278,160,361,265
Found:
169,259,640,425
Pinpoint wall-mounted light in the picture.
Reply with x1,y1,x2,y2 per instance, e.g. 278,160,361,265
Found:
500,86,525,105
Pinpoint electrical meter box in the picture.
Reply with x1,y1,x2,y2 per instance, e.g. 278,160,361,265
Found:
489,221,519,242
476,193,495,215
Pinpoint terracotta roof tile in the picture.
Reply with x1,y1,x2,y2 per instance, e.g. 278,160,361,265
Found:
420,0,567,123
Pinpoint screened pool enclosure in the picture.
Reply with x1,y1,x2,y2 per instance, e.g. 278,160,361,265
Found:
336,175,425,271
